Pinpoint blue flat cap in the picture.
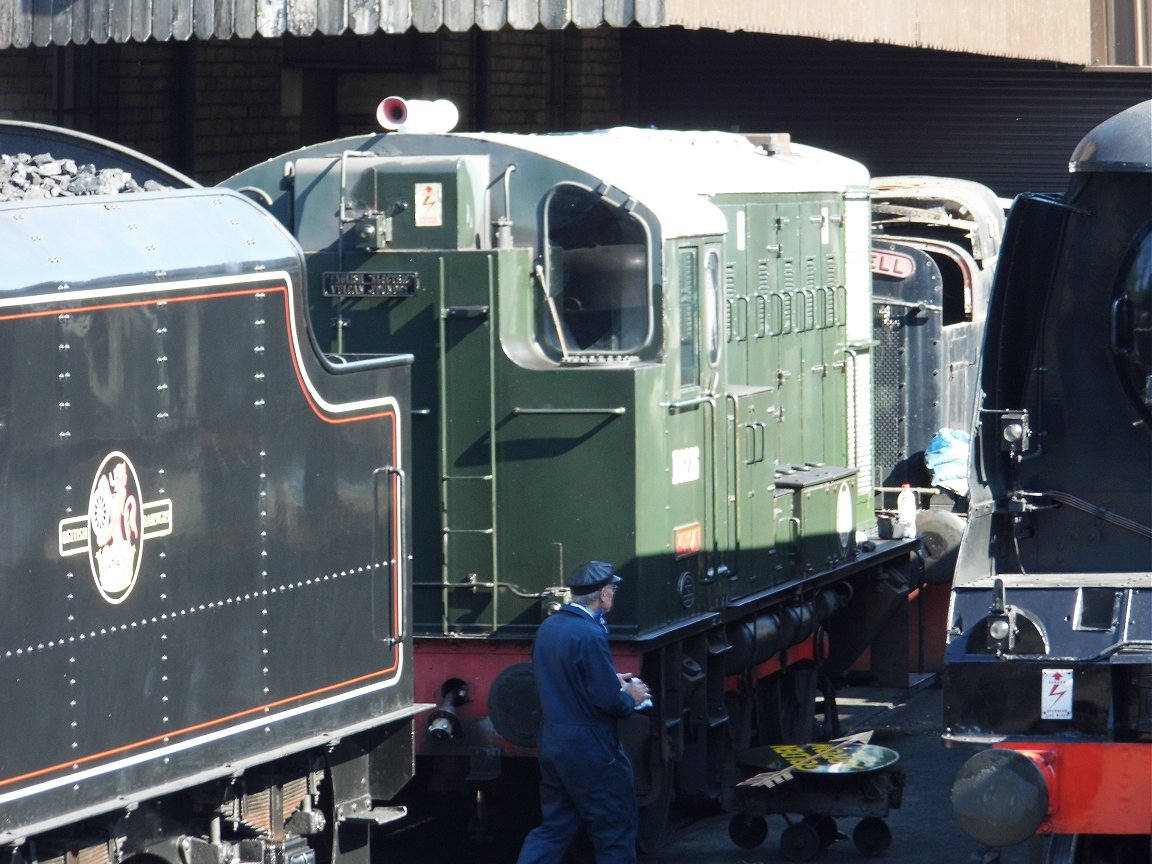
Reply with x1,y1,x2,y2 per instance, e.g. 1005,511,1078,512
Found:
567,560,621,593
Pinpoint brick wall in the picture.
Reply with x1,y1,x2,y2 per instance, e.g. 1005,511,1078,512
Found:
100,43,185,169
195,39,299,182
485,30,554,131
435,31,476,126
0,28,625,183
0,48,55,123
561,27,624,130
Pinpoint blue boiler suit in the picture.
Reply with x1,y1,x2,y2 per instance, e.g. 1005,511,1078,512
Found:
516,604,638,864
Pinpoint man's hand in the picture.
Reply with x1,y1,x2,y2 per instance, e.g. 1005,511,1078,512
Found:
620,674,651,706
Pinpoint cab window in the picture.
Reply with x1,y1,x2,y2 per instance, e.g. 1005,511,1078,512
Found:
539,184,652,360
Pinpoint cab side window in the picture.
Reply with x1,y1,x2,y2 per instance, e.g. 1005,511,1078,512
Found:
540,184,652,360
677,245,723,390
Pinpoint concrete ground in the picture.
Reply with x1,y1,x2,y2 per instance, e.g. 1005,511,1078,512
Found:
382,680,1041,863
639,680,1036,864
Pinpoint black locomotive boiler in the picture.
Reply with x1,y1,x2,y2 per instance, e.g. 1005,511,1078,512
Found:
944,101,1151,864
0,124,422,864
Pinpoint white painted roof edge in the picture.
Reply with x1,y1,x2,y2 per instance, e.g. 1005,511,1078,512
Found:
457,127,869,239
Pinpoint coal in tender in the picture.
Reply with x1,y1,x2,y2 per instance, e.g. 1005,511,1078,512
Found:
0,151,168,201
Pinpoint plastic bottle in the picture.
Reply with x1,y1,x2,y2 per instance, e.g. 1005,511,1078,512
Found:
897,483,917,539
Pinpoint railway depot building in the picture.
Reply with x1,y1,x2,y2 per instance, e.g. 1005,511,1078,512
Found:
0,0,1149,192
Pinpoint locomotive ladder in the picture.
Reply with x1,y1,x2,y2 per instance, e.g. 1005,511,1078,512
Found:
438,256,499,635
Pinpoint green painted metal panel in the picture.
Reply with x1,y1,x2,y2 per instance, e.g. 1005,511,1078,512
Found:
796,195,828,465
774,464,858,575
726,384,780,598
289,154,486,256
773,199,805,465
815,195,850,469
490,366,640,630
745,202,783,398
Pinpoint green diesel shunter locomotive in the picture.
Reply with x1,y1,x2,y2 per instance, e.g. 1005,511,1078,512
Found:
223,100,919,848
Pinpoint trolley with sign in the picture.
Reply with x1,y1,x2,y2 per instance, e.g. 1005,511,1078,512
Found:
729,733,905,861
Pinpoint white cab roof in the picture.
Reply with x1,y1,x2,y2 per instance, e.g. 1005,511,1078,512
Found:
460,127,870,239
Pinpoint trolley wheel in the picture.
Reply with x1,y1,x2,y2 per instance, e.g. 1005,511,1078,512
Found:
780,822,822,862
803,814,839,848
727,813,769,849
852,817,892,856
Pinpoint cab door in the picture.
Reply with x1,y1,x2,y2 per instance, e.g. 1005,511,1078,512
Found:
667,244,729,602
725,383,779,593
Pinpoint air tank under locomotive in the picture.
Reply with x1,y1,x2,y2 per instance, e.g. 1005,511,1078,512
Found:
223,101,921,847
0,124,421,864
944,101,1151,864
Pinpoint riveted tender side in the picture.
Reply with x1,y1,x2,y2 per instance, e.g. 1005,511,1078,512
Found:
0,125,423,864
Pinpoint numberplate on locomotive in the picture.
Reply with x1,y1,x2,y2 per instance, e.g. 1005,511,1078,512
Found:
323,271,419,297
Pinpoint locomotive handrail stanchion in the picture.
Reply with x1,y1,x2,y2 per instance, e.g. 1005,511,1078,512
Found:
533,263,571,359
497,163,517,229
510,406,627,416
663,394,713,412
233,185,273,206
727,393,744,546
707,395,722,578
373,465,406,645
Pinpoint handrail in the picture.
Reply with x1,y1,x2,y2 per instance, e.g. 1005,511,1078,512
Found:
372,466,405,646
511,406,626,416
663,395,711,413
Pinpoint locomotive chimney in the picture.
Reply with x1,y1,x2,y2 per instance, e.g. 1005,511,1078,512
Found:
376,96,459,134
376,95,409,130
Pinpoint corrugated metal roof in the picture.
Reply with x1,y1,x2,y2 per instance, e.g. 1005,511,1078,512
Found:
0,0,664,46
0,0,1144,69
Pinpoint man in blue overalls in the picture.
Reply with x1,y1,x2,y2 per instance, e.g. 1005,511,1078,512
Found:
516,561,652,864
